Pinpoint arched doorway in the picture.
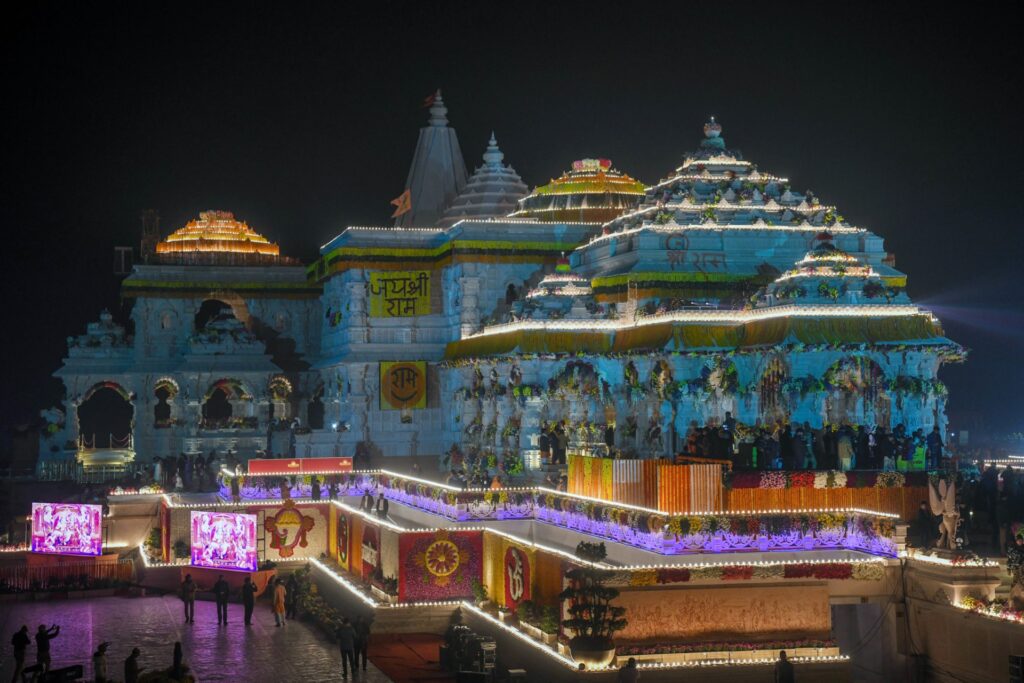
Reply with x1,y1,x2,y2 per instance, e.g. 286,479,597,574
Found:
153,378,178,428
78,382,134,448
758,356,789,423
202,379,253,429
268,376,293,424
824,357,887,426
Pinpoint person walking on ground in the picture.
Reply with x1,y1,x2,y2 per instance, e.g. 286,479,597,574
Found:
617,656,640,682
375,492,389,519
11,625,30,683
353,615,371,672
774,650,795,683
92,641,110,683
35,624,59,672
242,575,256,625
273,578,287,627
337,617,357,679
124,647,143,683
181,574,197,623
214,574,230,625
285,574,299,620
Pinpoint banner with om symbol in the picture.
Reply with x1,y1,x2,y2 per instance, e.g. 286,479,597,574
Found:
503,545,531,607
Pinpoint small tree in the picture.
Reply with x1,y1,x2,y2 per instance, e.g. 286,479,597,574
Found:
558,541,627,645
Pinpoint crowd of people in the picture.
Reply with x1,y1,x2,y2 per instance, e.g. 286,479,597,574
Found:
677,414,946,471
9,622,187,683
8,571,376,681
151,451,224,492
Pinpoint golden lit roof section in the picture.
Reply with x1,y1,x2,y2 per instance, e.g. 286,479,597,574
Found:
156,211,280,256
509,159,646,223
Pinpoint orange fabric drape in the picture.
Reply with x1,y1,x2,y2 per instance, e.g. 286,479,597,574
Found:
724,486,924,519
657,463,690,513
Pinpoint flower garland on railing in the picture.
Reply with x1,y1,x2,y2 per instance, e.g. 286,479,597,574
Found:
726,469,926,490
533,493,898,556
957,596,1024,624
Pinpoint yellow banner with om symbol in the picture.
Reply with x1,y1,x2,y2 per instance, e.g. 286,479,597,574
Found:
368,271,430,317
380,361,427,410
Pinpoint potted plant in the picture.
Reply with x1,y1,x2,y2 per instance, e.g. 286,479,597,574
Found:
517,600,540,637
173,539,189,561
558,541,627,669
538,605,560,646
471,579,489,608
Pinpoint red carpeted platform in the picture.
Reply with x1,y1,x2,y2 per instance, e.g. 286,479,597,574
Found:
368,633,455,683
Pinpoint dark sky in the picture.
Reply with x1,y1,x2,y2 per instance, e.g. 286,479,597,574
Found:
2,3,1022,432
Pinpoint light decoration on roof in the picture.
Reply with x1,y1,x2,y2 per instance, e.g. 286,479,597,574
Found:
156,211,280,256
509,159,646,223
525,273,593,299
774,239,878,282
465,304,931,339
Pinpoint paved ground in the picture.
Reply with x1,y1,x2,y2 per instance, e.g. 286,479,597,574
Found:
0,595,392,682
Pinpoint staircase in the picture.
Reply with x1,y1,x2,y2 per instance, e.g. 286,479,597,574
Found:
995,559,1013,601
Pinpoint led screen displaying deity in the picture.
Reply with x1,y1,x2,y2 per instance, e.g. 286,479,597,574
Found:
190,511,258,572
30,502,103,556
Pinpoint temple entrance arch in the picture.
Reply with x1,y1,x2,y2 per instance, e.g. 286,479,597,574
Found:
758,356,790,422
194,293,250,330
268,376,293,422
78,381,134,448
824,357,886,426
202,378,253,428
153,377,179,427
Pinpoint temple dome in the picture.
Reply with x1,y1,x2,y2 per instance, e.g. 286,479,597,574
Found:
155,211,293,265
509,158,645,223
437,133,528,228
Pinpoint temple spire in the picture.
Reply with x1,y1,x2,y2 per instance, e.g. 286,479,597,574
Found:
394,89,468,227
428,89,448,127
482,132,504,168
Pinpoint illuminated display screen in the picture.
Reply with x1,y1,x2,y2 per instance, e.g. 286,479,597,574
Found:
190,511,258,572
30,503,103,556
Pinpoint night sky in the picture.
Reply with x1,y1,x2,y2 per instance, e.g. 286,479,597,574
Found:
3,4,1022,433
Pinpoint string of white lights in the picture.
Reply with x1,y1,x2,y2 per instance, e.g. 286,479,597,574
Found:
459,600,851,671
464,303,927,340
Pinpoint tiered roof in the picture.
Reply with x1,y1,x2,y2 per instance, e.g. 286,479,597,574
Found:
437,133,528,228
509,158,645,223
758,237,908,307
154,211,297,265
605,117,838,234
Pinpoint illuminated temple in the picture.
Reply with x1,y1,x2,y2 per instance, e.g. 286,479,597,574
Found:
34,107,1024,683
41,112,962,471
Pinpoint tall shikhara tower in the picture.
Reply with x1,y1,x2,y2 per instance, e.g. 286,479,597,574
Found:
394,90,468,228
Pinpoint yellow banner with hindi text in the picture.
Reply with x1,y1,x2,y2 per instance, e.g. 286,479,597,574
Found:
369,270,430,317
